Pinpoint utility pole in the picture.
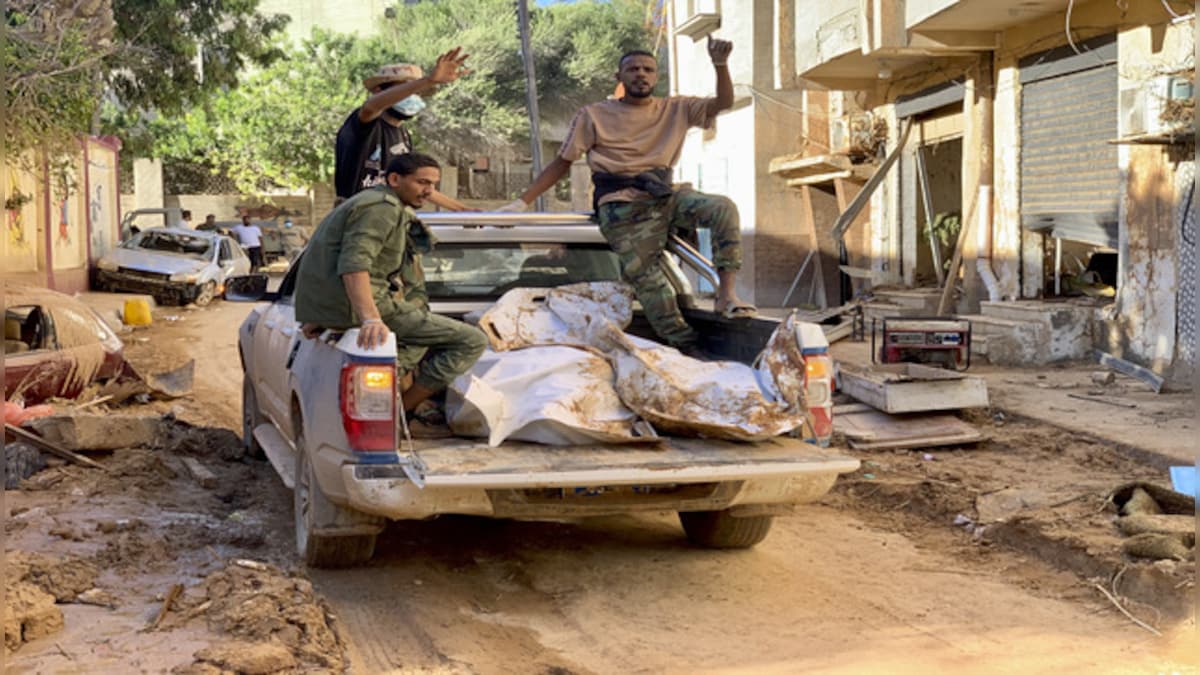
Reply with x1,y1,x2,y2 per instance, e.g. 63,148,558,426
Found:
515,0,545,211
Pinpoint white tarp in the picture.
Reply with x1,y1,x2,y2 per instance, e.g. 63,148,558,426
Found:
446,346,656,446
448,284,811,445
476,281,633,351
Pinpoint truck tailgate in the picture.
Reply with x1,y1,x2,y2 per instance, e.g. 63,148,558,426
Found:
405,437,859,488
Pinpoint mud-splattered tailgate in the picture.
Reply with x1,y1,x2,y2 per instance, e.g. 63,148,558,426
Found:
344,436,859,520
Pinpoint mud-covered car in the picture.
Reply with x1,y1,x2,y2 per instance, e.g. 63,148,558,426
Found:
95,228,252,306
4,285,127,404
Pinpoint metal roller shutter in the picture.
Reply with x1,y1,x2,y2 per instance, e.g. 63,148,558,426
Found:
1019,37,1120,249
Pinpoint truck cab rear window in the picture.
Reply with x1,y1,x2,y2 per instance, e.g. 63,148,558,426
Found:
421,243,621,299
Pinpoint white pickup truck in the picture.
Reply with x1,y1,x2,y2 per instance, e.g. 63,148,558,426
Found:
229,213,858,568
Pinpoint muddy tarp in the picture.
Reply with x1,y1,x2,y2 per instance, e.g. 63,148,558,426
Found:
448,283,809,445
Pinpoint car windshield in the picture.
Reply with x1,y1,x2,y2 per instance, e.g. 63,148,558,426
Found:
125,231,213,259
421,243,622,299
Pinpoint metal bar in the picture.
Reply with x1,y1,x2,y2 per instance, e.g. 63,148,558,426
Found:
831,119,913,242
515,0,546,212
915,147,945,285
780,249,815,307
667,234,721,291
1054,236,1062,296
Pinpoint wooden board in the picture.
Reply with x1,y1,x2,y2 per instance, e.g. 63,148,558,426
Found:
834,409,984,451
838,363,989,413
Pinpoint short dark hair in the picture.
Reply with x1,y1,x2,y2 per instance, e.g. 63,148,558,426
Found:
619,50,656,68
181,210,192,218
386,153,440,177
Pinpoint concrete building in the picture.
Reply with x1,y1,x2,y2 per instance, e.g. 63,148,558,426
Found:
671,0,1195,385
257,0,391,43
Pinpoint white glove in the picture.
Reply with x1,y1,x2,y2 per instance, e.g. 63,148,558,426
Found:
496,198,529,213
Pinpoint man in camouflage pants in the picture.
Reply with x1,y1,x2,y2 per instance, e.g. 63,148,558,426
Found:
499,37,754,351
295,153,486,428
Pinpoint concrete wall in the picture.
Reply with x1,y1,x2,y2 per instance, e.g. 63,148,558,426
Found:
2,138,121,294
1096,19,1194,377
794,0,860,76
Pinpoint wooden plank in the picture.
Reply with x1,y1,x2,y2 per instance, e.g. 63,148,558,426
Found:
835,409,983,450
838,364,989,413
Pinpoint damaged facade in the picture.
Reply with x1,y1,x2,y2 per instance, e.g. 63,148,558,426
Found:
2,138,124,295
670,0,1195,386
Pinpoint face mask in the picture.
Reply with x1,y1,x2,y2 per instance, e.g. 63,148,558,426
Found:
390,95,426,119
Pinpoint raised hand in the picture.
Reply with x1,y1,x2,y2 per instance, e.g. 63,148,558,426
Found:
707,35,732,66
429,46,470,85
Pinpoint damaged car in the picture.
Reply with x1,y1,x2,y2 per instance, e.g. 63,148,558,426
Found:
4,285,127,404
95,228,251,306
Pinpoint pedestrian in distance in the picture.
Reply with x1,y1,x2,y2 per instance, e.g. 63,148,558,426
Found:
180,210,193,229
197,214,218,231
499,37,756,354
335,48,473,211
295,153,487,436
231,215,264,270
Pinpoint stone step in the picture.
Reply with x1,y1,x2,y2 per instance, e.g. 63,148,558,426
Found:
958,314,1049,366
979,300,1096,325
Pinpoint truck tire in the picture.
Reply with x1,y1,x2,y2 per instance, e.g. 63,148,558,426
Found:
241,376,266,459
294,431,377,568
679,510,774,549
5,442,45,489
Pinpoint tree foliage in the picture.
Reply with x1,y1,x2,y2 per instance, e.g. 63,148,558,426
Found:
147,0,660,195
5,0,287,193
107,0,289,117
5,0,116,159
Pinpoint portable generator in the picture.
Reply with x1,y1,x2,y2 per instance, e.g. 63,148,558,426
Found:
871,317,971,371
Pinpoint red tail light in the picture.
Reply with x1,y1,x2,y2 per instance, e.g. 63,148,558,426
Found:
340,363,396,452
803,354,833,447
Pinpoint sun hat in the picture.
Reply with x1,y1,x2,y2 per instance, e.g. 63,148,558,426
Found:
363,63,425,90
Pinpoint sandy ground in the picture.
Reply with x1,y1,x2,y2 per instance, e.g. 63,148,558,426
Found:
5,296,1198,673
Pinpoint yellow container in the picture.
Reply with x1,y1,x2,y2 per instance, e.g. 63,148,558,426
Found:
123,299,153,326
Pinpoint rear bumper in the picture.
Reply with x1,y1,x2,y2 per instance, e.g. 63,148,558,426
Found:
339,464,851,520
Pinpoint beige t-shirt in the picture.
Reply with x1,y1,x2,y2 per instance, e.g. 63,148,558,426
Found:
558,96,716,205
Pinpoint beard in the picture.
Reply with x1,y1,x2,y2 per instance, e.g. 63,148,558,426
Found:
625,84,653,99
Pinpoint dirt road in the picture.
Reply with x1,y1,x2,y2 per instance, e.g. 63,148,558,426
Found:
9,297,1195,672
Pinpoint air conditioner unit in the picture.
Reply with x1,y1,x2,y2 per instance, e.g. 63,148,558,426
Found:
1122,74,1193,136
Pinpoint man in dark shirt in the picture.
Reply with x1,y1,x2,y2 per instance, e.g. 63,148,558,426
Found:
334,48,472,211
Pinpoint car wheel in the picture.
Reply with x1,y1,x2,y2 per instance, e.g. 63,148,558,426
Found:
193,281,217,307
678,510,774,549
294,429,377,568
241,376,266,459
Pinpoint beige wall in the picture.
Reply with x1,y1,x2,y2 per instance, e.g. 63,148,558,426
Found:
2,138,120,294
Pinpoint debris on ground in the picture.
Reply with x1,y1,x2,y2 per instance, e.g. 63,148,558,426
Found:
5,441,46,488
179,641,298,675
1110,483,1196,561
4,551,105,653
27,413,164,452
169,562,348,672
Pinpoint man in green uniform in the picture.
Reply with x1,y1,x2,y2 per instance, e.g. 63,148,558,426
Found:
295,153,486,420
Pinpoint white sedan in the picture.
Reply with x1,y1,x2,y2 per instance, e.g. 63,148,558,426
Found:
95,228,252,306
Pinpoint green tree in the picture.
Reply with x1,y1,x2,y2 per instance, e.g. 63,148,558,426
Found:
147,0,660,195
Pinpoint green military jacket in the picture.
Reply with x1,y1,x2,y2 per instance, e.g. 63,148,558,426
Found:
294,186,431,328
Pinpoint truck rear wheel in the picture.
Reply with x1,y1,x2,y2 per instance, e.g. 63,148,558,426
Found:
241,376,266,459
679,510,774,549
294,431,377,568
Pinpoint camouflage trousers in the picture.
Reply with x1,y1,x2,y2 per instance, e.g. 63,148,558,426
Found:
597,189,742,348
383,306,488,390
